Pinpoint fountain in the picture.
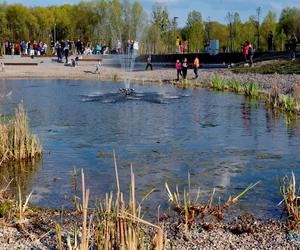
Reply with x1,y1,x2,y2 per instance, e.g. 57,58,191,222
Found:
119,87,135,96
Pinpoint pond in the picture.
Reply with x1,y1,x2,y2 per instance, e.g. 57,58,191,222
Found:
1,79,300,219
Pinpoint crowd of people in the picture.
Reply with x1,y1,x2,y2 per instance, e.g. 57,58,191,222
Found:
2,40,48,56
0,39,115,57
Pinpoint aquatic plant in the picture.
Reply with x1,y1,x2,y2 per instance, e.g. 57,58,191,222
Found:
229,79,244,93
244,82,260,98
292,84,300,112
279,172,300,229
59,158,166,250
112,74,119,81
281,94,296,113
165,173,260,235
176,79,193,89
0,102,42,163
268,85,281,108
211,75,228,91
93,162,165,250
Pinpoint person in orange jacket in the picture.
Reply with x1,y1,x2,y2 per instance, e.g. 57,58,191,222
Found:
193,55,200,79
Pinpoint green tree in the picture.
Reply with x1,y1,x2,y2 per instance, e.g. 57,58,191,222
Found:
31,7,55,42
186,10,203,52
260,11,276,50
278,7,300,37
5,4,37,41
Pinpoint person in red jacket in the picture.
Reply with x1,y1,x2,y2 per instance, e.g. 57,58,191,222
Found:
175,59,182,81
243,41,249,63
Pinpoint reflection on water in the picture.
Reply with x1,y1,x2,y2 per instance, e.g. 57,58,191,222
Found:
0,159,42,196
0,79,299,219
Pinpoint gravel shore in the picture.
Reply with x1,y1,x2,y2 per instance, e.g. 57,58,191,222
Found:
0,59,299,95
1,210,300,249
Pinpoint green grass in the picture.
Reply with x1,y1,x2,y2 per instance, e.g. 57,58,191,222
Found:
211,75,229,91
232,58,300,74
244,82,260,98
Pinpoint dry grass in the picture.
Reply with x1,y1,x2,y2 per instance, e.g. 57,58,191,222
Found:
166,174,260,236
0,102,42,163
59,156,167,250
292,83,300,112
280,172,300,230
93,162,166,250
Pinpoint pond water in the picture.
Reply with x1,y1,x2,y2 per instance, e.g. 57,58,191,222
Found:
1,79,300,219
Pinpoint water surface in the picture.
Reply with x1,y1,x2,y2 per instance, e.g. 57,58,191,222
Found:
1,79,299,219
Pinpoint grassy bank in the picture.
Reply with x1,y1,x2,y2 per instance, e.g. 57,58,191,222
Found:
174,75,300,117
232,58,300,74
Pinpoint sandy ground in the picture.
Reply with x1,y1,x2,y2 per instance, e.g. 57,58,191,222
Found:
0,60,195,83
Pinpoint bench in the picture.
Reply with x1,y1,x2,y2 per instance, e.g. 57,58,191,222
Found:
4,62,38,66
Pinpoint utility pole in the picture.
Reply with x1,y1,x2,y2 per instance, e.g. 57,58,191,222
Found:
173,17,178,53
256,7,261,51
54,23,57,44
207,16,211,42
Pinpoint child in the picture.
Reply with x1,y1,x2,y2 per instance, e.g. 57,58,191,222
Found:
175,59,182,81
95,60,101,74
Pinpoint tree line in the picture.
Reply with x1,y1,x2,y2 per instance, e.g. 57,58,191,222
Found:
0,0,299,54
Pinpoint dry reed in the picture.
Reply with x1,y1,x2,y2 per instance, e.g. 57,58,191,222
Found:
166,174,260,234
280,172,300,229
60,161,166,250
0,102,42,163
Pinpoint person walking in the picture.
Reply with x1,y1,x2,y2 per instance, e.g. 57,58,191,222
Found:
243,42,249,63
193,55,200,79
145,55,153,70
267,31,273,51
175,59,182,81
247,41,254,67
64,41,70,64
95,60,101,74
56,44,62,63
182,58,188,80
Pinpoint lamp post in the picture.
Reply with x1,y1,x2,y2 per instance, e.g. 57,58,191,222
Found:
53,23,57,44
173,17,178,53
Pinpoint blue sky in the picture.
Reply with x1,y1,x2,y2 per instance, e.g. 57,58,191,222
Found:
4,0,300,26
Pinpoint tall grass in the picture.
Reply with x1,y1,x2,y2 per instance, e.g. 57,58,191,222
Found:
166,174,260,235
279,172,300,229
244,82,260,98
281,95,296,113
211,75,229,91
0,102,42,163
229,79,244,93
60,160,166,250
293,84,300,113
93,163,166,250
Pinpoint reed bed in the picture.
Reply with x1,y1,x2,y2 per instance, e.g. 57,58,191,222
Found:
0,102,42,163
57,157,166,250
280,172,300,230
267,85,300,114
165,173,260,235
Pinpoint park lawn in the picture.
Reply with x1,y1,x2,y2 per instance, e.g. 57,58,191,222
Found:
232,58,300,74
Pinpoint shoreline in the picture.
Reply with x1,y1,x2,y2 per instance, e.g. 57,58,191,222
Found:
1,61,300,249
0,202,299,249
1,61,299,91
